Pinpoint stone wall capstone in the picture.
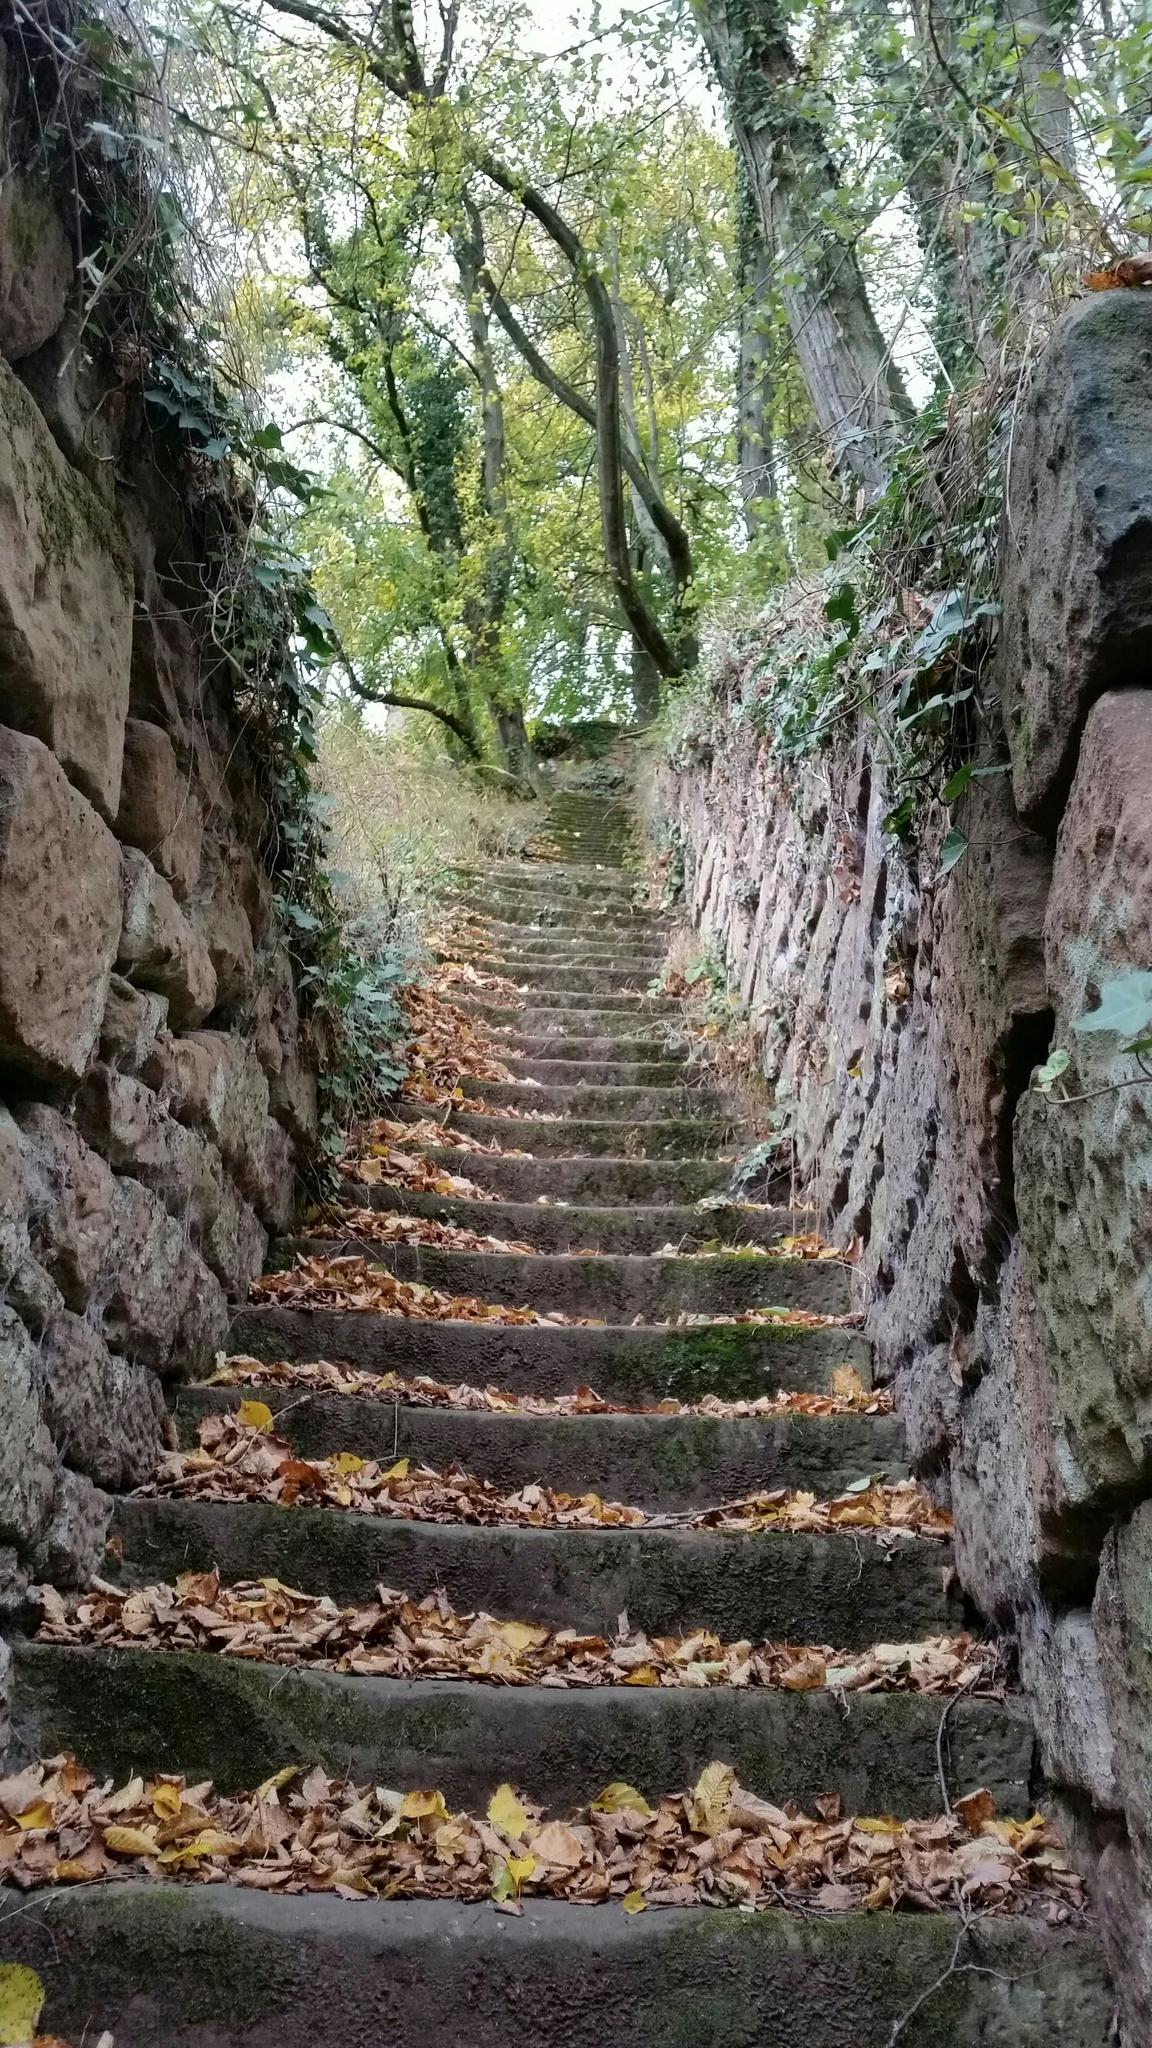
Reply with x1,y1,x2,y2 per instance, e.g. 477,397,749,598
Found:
653,289,1152,2047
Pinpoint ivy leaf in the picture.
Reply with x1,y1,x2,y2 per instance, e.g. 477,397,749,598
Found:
1074,972,1152,1042
935,828,968,879
1032,1049,1070,1095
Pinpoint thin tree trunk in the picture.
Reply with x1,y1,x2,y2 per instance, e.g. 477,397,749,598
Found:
695,0,911,495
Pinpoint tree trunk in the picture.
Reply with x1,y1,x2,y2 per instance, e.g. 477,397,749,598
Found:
695,0,912,495
736,193,781,540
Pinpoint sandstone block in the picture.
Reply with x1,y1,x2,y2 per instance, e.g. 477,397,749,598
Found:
116,717,202,899
252,948,319,1144
0,175,71,362
1019,1605,1118,1814
43,1467,111,1588
0,728,122,1082
16,1103,117,1314
99,974,168,1072
0,359,133,817
999,291,1152,821
1017,692,1152,1498
117,845,217,1028
191,835,258,1012
1096,1503,1152,1871
0,1304,57,1551
100,1175,226,1373
41,1311,167,1490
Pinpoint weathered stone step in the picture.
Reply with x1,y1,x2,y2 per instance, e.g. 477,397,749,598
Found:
485,933,667,963
338,1180,791,1253
507,1032,682,1063
481,913,668,948
465,991,684,1023
458,1077,725,1119
3,1886,1111,2048
454,895,662,931
412,1110,738,1157
453,865,638,901
13,1641,1034,1816
110,1498,960,1643
417,1148,734,1205
177,1386,906,1507
503,963,659,994
230,1306,871,1402
504,1056,689,1088
284,1238,850,1322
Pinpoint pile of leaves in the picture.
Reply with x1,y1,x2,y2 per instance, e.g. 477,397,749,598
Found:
432,959,523,1001
308,1207,535,1257
250,1254,591,1324
656,1233,844,1262
36,1573,995,1698
139,1414,951,1541
341,1145,494,1202
0,1755,1083,1920
206,1354,894,1421
343,1115,531,1165
0,1962,111,2048
396,974,515,1110
464,1098,562,1123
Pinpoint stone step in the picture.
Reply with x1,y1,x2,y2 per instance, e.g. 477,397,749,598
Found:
230,1306,871,1402
410,1110,739,1156
503,1057,689,1088
417,1148,735,1205
480,912,668,947
177,1386,906,1507
484,933,668,963
282,1239,851,1323
109,1498,961,1644
12,1641,1034,1817
452,895,663,931
452,865,639,902
458,1077,725,1119
337,1181,793,1253
501,963,660,995
506,1033,683,1062
3,1887,1111,2048
466,989,685,1020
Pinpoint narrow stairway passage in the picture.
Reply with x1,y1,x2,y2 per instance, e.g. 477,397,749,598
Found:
2,792,1112,2046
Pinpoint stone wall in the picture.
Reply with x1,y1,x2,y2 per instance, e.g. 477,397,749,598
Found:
653,291,1152,2043
0,35,318,1619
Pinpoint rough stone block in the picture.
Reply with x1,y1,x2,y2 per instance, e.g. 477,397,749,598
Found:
16,1102,117,1314
999,291,1152,821
191,835,258,1012
1096,1503,1152,1871
0,1304,57,1551
117,845,217,1029
99,973,168,1072
0,728,122,1083
252,946,318,1144
1019,1605,1118,1814
99,1175,226,1374
0,175,71,362
40,1311,167,1491
0,358,132,817
148,1028,272,1205
43,1467,112,1588
116,717,202,900
1017,692,1152,1498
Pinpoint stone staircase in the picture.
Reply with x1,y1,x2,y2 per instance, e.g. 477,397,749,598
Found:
4,793,1112,2044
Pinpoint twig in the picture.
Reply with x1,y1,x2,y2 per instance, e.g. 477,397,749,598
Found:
935,1693,959,1813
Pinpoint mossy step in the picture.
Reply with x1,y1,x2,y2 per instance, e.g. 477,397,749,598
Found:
177,1386,907,1508
279,1239,850,1322
503,1057,689,1087
482,912,668,945
455,896,663,930
230,1305,871,1401
416,1149,739,1205
0,1886,1112,2048
457,1077,726,1119
109,1498,960,1643
507,1033,683,1062
502,963,662,994
452,866,638,902
336,1181,792,1253
465,1001,685,1036
487,934,667,962
12,1642,1033,1817
408,1111,739,1157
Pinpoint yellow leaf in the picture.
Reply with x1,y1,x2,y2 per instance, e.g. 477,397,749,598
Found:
255,1765,298,1801
15,1800,54,1831
507,1854,536,1884
687,1761,735,1834
158,1829,243,1866
0,1963,45,2045
622,1889,647,1914
237,1399,274,1432
495,1621,548,1655
400,1788,449,1821
103,1824,158,1857
854,1815,902,1834
591,1782,652,1816
383,1457,411,1481
622,1665,661,1686
152,1781,183,1821
332,1452,365,1476
830,1363,867,1399
487,1782,529,1839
